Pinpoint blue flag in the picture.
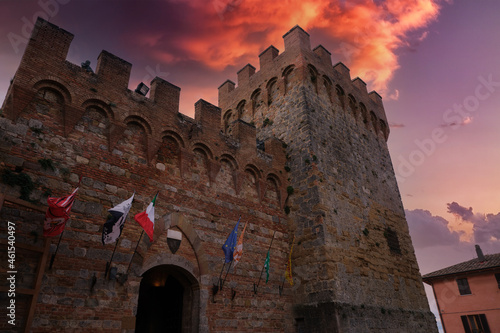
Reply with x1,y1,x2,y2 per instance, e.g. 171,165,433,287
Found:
222,218,240,263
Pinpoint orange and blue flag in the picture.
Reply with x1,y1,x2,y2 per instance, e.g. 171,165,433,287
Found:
233,220,248,265
222,217,240,263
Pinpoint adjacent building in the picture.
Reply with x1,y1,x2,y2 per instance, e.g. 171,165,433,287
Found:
423,246,500,333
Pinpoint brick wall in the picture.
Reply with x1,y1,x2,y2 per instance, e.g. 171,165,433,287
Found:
0,18,293,333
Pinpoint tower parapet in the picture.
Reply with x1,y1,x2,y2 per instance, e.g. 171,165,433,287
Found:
24,18,73,63
2,17,286,203
149,77,181,113
283,25,311,52
237,64,256,87
218,25,436,333
313,45,332,66
259,45,279,70
96,50,132,90
218,25,390,142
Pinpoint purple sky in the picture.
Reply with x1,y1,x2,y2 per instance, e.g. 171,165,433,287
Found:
1,1,499,330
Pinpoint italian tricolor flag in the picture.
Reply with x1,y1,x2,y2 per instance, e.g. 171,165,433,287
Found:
134,192,158,242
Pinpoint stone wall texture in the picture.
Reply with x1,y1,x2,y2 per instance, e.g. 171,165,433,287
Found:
0,18,437,332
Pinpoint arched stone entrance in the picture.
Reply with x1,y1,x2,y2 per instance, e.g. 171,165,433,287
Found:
135,264,200,333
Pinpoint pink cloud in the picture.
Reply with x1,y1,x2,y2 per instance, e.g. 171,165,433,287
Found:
447,202,500,243
406,209,462,248
130,0,445,97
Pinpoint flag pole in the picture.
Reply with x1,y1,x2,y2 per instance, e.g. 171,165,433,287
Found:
103,190,135,279
126,230,144,274
49,229,64,270
221,260,233,290
254,230,276,294
105,238,120,278
219,215,241,291
216,261,226,291
279,275,286,296
212,261,226,300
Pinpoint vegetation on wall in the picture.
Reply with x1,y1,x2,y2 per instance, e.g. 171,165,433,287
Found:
1,169,35,201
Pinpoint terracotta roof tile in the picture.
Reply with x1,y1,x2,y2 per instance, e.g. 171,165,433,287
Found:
422,253,500,280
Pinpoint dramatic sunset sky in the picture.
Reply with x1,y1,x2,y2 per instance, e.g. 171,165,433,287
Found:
1,0,499,329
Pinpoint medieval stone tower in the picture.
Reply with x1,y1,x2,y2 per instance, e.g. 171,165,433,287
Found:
0,18,437,332
219,26,437,332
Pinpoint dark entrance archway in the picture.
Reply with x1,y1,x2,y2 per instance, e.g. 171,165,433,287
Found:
135,265,199,333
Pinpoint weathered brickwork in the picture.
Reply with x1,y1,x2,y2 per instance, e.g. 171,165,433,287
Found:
0,18,436,332
219,26,437,332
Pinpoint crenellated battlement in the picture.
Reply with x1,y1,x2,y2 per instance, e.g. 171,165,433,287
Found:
1,17,287,205
96,50,132,90
218,25,389,141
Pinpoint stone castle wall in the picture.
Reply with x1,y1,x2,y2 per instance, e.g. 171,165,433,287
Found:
0,18,437,332
218,26,437,332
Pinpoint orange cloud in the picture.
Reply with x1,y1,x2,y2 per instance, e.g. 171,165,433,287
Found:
162,0,443,97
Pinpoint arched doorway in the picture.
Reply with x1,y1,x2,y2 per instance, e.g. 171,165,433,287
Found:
135,265,200,332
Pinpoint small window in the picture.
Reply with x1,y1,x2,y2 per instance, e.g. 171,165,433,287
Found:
457,278,471,295
495,273,500,289
461,314,490,333
384,228,401,254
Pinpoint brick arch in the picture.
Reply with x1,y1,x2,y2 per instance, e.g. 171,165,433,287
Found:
33,78,72,104
370,111,379,133
134,213,209,333
124,115,152,135
264,172,282,207
136,263,202,333
282,65,296,94
241,164,261,202
335,84,345,109
138,213,210,277
156,131,183,173
32,80,69,136
282,64,295,77
81,99,114,120
244,163,262,179
250,89,263,116
307,64,319,94
216,153,238,196
160,129,185,148
266,77,278,105
219,153,238,171
132,212,211,278
266,172,282,188
187,142,213,185
359,102,369,129
236,100,247,121
168,213,210,276
115,116,150,163
191,142,213,160
222,109,233,135
322,75,333,103
379,119,389,140
73,102,111,147
348,94,358,118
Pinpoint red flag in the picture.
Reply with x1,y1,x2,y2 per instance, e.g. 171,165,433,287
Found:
134,192,158,242
43,187,78,237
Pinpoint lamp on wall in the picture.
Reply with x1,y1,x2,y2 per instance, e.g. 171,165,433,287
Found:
135,82,149,96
